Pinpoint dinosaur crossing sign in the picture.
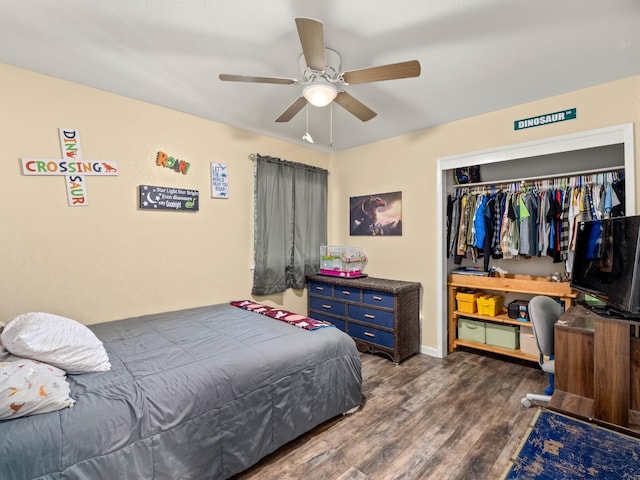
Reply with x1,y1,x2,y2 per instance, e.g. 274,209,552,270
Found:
21,128,119,206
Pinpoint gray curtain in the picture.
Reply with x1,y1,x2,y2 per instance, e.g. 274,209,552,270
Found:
252,154,327,295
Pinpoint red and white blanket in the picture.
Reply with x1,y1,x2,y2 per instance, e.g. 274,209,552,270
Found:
230,300,334,331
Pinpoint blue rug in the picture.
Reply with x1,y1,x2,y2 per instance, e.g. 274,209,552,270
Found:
503,409,640,479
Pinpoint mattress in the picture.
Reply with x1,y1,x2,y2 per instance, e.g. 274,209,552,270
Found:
0,303,362,479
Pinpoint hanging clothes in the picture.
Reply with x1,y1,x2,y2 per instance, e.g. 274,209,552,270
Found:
446,169,624,270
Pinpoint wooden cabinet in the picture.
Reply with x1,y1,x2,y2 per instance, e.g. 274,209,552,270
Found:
447,273,577,362
552,305,640,432
306,274,421,364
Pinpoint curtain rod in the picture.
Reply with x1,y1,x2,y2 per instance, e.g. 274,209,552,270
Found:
451,165,624,189
247,153,328,173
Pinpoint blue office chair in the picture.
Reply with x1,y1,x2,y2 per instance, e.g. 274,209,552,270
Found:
521,295,565,408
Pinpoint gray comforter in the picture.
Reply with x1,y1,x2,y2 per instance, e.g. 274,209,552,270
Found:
0,303,362,479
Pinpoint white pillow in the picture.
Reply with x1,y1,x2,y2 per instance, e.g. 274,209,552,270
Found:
1,312,111,374
0,359,75,419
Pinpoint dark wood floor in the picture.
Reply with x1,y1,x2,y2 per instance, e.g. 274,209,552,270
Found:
233,349,548,480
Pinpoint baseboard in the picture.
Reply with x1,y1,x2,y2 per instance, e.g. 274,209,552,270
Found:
420,344,443,358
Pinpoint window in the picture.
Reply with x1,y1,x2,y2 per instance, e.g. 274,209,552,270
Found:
252,154,328,295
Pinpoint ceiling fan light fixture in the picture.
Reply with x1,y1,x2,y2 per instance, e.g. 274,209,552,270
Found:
303,82,337,107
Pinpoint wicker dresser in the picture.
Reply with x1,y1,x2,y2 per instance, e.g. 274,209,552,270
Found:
306,274,421,364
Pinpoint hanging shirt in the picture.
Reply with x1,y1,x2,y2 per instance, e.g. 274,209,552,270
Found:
500,193,514,260
527,191,540,257
456,194,470,257
581,185,595,222
472,195,488,249
508,193,520,257
448,195,461,258
492,192,506,258
546,189,562,262
518,192,531,255
568,186,581,252
560,187,571,261
539,190,551,256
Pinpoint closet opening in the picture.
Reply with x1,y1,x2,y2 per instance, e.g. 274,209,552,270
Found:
434,123,635,358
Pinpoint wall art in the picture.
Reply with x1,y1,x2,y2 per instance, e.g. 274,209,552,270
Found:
21,128,119,206
139,185,199,211
156,151,191,175
349,191,402,236
210,163,229,198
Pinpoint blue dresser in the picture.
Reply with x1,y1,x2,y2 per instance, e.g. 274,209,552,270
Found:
307,274,421,363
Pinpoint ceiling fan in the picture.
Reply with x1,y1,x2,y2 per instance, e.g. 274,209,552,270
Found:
219,18,421,123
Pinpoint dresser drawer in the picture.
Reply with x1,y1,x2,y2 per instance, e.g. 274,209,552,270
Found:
309,296,345,316
349,323,395,349
348,305,394,329
334,285,360,301
308,311,346,332
363,289,394,309
309,281,333,297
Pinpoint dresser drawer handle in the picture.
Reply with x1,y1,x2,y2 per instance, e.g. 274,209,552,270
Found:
322,304,331,309
364,314,375,319
364,331,375,338
372,295,383,301
342,290,351,295
316,286,324,291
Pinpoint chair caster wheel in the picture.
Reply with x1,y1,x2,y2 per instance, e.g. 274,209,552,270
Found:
521,397,532,408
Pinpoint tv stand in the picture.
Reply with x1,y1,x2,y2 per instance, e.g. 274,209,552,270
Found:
552,304,640,432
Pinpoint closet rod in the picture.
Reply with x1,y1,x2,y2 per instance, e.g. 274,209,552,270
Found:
451,165,624,189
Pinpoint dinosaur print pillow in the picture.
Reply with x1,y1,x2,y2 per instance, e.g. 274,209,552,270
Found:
0,359,75,420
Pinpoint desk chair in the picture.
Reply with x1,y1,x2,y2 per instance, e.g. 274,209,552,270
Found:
521,295,565,408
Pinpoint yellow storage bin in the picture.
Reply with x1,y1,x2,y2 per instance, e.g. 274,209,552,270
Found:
456,290,483,313
477,294,504,317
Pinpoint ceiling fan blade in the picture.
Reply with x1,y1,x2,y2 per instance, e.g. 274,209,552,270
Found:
275,96,308,122
334,92,377,122
342,60,421,85
219,74,297,85
295,18,326,71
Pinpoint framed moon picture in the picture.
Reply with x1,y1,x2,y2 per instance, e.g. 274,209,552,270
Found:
349,191,402,236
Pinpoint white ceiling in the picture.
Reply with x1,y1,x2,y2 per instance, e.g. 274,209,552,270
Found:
2,0,639,152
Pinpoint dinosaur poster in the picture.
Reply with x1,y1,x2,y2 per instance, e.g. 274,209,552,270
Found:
349,191,402,236
139,185,199,212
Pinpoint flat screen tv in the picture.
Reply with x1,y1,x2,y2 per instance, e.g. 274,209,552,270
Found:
570,215,640,317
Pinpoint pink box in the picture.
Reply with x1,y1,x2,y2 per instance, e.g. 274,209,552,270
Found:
320,269,363,278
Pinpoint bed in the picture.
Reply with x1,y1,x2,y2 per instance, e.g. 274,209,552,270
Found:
0,303,362,479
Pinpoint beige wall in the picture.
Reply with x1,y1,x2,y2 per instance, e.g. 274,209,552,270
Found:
0,64,326,324
329,75,640,352
2,63,639,356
